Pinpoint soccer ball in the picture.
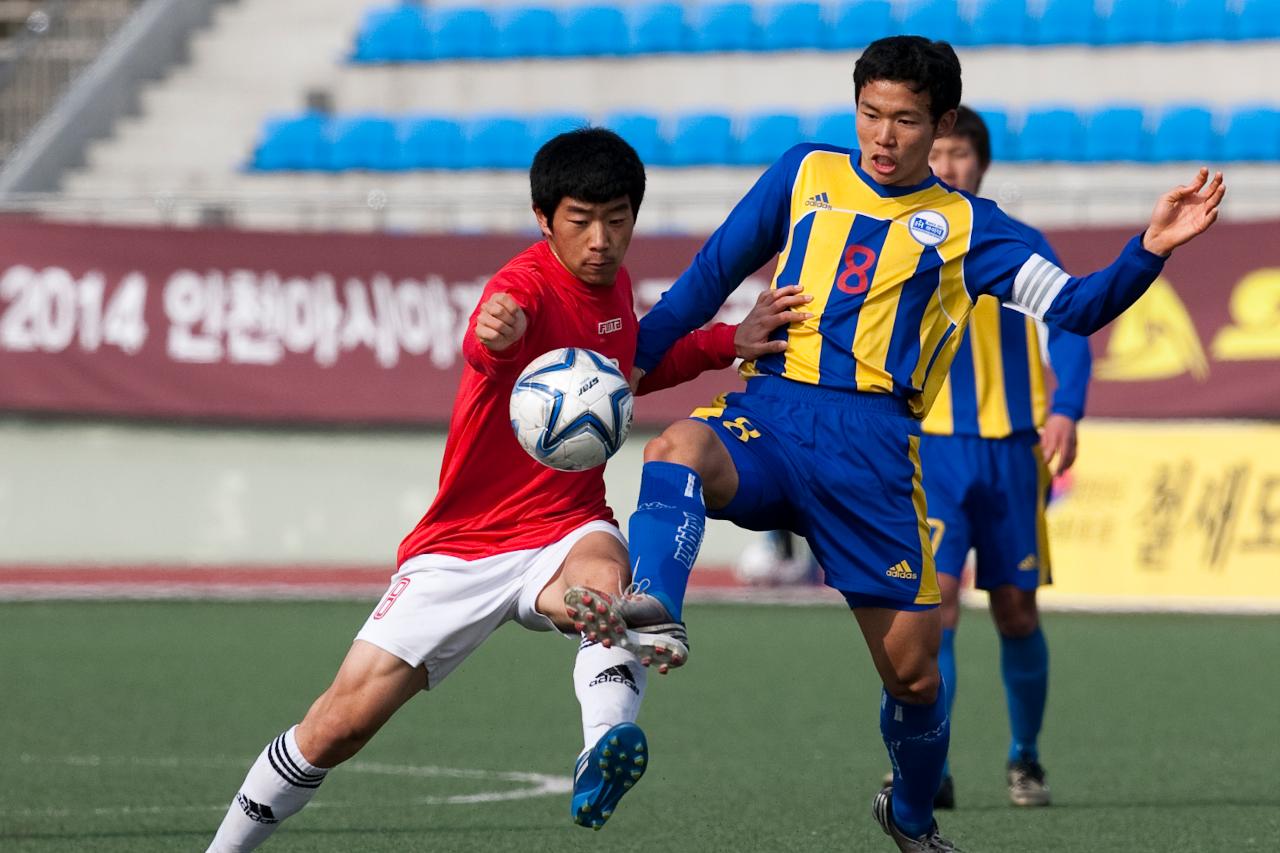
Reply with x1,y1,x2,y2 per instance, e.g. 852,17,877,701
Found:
509,347,633,471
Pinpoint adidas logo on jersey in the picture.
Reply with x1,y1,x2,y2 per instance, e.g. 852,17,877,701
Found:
1018,554,1039,571
804,192,832,209
237,793,279,824
589,664,639,695
885,560,918,580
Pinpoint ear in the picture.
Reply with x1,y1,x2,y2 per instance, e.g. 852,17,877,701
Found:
934,109,958,140
533,204,553,239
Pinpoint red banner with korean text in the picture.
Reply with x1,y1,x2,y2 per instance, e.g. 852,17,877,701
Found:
1,218,1277,425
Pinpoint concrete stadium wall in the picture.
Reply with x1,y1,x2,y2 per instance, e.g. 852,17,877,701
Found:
0,418,753,568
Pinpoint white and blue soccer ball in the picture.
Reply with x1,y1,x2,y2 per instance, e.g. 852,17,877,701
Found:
509,347,633,471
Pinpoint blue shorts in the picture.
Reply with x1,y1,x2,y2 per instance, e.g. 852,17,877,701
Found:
692,376,939,610
918,432,1052,592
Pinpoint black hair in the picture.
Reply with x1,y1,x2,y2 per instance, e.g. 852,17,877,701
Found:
947,105,991,169
853,35,962,123
530,127,646,227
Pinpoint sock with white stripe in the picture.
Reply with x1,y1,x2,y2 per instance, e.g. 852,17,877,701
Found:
207,726,328,853
573,638,647,751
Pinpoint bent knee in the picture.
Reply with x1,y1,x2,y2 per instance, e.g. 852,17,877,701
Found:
883,668,941,706
642,421,716,467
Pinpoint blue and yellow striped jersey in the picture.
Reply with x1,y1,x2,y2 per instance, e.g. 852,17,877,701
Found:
636,143,1160,419
924,220,1093,438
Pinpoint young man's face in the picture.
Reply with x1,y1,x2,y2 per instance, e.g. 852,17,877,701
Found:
929,134,986,194
535,196,635,286
855,79,956,187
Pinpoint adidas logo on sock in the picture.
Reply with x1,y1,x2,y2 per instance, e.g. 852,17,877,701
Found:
589,664,639,695
237,793,279,824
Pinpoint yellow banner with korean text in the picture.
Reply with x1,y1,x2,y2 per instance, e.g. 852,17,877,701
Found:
1041,421,1280,610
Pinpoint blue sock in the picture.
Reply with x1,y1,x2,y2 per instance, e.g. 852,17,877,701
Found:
938,627,957,778
627,461,706,622
881,682,950,839
1000,626,1048,764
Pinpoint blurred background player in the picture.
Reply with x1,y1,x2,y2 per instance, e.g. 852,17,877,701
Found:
903,106,1093,809
206,127,802,851
577,35,1225,853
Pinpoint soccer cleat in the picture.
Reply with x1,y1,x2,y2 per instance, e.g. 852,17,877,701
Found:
872,785,962,852
566,586,689,673
570,722,648,830
879,771,955,810
1007,758,1051,807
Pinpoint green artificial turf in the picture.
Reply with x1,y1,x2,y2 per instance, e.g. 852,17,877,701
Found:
1,601,1277,851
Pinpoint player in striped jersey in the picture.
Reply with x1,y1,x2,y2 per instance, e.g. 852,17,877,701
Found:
918,106,1091,810
575,36,1225,852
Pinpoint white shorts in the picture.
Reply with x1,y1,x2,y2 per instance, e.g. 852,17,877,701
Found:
355,519,625,689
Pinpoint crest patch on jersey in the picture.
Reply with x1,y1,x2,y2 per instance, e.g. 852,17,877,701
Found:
907,210,949,247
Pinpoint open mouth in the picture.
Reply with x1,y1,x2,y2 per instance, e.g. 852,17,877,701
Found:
869,154,897,175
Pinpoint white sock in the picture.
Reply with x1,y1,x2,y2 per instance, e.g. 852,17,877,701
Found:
207,726,328,853
573,638,647,751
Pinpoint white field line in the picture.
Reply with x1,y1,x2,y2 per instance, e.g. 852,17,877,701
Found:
2,753,572,818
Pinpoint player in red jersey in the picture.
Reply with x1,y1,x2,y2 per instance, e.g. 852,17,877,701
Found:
207,128,809,851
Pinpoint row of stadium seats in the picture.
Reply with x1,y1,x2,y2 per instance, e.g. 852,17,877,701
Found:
250,105,1280,171
350,0,1280,62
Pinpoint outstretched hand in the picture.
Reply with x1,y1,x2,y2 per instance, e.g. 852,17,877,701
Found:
1143,168,1226,257
733,284,814,360
474,292,527,351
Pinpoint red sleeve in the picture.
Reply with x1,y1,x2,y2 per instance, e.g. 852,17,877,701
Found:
636,322,737,396
462,272,539,378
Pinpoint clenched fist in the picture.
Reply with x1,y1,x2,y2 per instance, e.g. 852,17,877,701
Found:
474,292,527,351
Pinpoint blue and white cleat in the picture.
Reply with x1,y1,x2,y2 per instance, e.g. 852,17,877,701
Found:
571,722,648,830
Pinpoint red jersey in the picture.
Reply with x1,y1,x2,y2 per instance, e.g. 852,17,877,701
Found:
398,240,736,564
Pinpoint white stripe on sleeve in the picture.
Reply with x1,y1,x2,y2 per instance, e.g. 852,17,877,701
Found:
1007,253,1070,320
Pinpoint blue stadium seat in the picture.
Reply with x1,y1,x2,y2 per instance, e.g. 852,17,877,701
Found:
809,110,856,148
325,116,399,171
1163,0,1228,42
668,113,735,165
495,7,558,58
965,0,1030,46
529,113,592,147
690,3,758,52
250,114,328,171
1097,0,1164,45
895,0,960,44
1014,107,1085,162
735,113,804,164
560,5,630,56
973,106,1013,161
604,112,667,164
430,7,498,60
1229,0,1280,40
350,5,430,62
463,116,535,169
397,116,465,169
758,2,823,51
1030,0,1095,44
1221,106,1280,161
1150,105,1217,161
1084,106,1148,161
824,0,893,49
629,2,687,53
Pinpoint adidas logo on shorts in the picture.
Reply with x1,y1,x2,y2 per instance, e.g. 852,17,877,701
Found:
885,560,918,580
